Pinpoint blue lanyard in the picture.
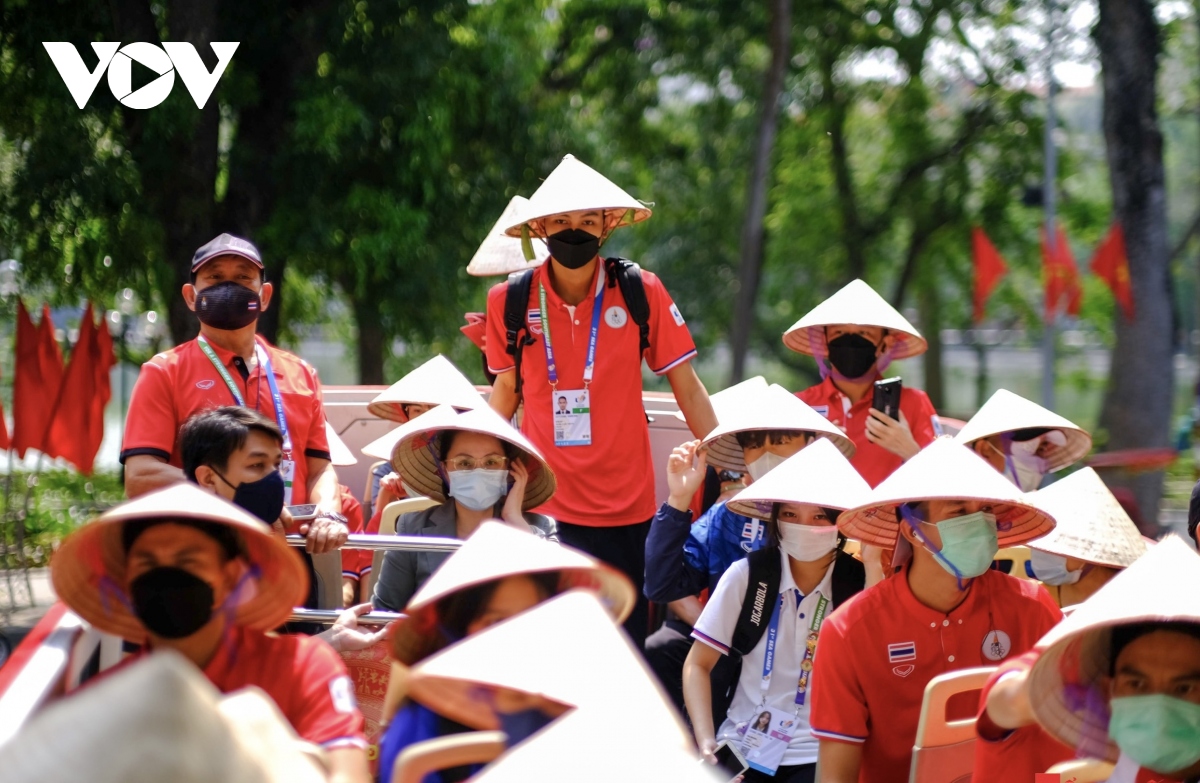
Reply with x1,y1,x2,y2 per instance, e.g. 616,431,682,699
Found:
537,271,605,390
760,588,830,709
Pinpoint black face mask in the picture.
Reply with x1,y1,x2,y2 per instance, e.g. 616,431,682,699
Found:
194,280,262,331
212,467,285,526
131,566,216,639
826,333,880,379
547,229,601,270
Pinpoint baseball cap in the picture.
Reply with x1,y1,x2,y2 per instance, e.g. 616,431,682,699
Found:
191,233,264,273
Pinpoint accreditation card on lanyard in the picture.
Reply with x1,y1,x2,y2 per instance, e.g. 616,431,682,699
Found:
738,589,831,775
197,335,296,503
539,270,604,448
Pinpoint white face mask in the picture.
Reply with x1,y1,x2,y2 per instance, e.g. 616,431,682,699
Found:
1007,439,1049,492
746,452,788,483
447,469,508,511
1029,548,1083,586
778,524,840,562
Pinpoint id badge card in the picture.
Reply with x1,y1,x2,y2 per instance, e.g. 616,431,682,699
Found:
280,458,296,505
552,388,592,447
738,713,793,775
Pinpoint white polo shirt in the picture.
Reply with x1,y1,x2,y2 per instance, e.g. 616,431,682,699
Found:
692,548,834,767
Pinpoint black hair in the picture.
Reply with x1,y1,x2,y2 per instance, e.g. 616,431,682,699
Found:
1189,479,1200,542
180,406,283,481
766,502,845,550
1109,621,1200,675
436,429,521,463
121,517,247,562
735,430,816,450
1010,427,1052,443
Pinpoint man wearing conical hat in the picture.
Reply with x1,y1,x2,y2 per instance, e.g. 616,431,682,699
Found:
783,279,941,489
955,388,1093,492
51,483,370,783
484,154,717,648
809,439,1062,783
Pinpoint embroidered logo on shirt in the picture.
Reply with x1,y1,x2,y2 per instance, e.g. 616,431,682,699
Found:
329,675,357,714
604,306,627,328
982,630,1012,662
888,642,916,663
892,665,915,678
669,303,686,326
527,309,543,336
740,519,764,553
196,379,215,390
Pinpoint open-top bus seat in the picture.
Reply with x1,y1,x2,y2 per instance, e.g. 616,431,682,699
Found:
909,666,994,783
365,497,441,598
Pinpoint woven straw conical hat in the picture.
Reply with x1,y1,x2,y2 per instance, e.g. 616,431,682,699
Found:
700,384,855,473
1026,536,1200,762
390,522,635,665
324,422,357,467
837,437,1056,548
363,404,555,510
51,483,308,644
503,155,651,236
954,389,1092,471
782,279,927,359
1025,468,1147,569
407,590,689,747
727,438,871,521
467,196,547,277
366,354,482,423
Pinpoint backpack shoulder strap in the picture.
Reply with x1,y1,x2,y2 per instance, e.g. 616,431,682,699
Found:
604,258,651,353
830,550,866,609
730,546,783,656
503,270,537,396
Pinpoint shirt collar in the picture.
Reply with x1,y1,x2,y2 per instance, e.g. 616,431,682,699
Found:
195,333,282,377
777,546,836,599
535,259,605,311
893,561,986,623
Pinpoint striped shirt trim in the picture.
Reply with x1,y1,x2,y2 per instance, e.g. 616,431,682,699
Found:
341,571,359,580
359,565,372,575
810,728,867,744
321,736,369,750
651,349,698,376
691,629,730,655
487,363,516,375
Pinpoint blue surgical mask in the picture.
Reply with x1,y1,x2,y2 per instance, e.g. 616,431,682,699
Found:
905,509,998,586
1029,548,1082,586
447,469,508,511
1108,694,1200,774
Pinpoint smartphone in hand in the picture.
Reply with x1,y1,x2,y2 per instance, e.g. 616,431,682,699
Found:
285,504,319,521
872,377,902,420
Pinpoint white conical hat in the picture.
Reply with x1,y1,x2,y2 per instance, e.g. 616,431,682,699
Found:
700,383,855,472
954,389,1092,471
837,437,1056,548
364,404,555,510
467,196,547,277
1027,537,1200,762
324,422,357,467
727,438,871,521
0,652,326,783
503,155,651,236
366,354,483,423
1025,468,1147,569
390,522,635,664
782,279,927,360
408,590,689,747
673,375,767,423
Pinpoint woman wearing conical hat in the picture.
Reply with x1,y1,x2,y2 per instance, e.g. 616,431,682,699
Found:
482,154,717,649
783,279,941,488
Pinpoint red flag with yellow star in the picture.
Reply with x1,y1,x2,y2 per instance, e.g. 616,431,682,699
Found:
1091,223,1134,320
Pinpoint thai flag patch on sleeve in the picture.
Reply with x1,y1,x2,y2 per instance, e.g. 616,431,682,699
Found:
888,642,916,663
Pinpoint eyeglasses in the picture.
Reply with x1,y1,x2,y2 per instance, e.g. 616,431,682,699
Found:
445,455,509,472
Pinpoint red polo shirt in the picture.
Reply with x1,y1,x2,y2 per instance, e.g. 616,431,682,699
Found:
121,335,331,511
972,652,1073,783
797,376,939,487
484,262,698,526
810,565,1061,783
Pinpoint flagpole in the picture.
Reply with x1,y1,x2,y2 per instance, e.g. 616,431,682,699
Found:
1041,0,1059,412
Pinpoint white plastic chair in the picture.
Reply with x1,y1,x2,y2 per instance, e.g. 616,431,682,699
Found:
909,666,995,783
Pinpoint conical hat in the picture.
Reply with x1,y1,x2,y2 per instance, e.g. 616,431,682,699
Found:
51,483,308,643
390,522,635,664
1025,468,1147,569
366,355,483,423
467,196,547,276
324,422,357,467
1027,537,1200,762
701,384,855,472
0,652,326,783
782,279,927,359
503,155,651,236
408,591,689,745
672,375,767,423
727,438,871,521
837,437,1056,548
364,404,555,510
954,389,1092,471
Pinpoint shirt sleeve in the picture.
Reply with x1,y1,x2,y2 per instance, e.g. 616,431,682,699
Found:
341,492,366,579
902,388,940,447
643,502,704,603
484,281,516,375
641,271,698,375
303,363,332,460
810,616,870,744
292,637,367,749
121,358,178,462
691,559,750,655
975,652,1038,742
372,548,418,612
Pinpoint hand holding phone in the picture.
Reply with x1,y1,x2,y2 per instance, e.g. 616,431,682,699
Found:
285,504,318,521
872,377,902,420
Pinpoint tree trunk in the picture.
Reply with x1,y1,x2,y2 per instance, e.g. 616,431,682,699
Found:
917,277,944,409
356,298,386,385
728,0,792,384
1095,0,1173,534
820,52,867,282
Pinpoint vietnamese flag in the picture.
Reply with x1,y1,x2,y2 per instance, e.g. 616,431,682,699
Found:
43,303,116,474
1042,223,1082,321
12,302,64,458
971,227,1008,323
1092,223,1134,320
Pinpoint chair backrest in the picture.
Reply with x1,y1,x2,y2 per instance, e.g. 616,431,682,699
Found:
365,496,442,598
310,551,345,609
908,666,995,783
994,546,1035,580
1043,759,1116,783
392,730,507,783
363,460,388,519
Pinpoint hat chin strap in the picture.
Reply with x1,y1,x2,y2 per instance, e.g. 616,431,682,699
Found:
900,505,968,591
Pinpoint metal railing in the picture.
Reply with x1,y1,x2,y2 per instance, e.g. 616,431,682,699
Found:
284,533,463,553
287,608,403,625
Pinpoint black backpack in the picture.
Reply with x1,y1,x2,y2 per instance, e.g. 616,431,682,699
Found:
503,258,650,395
707,547,865,728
